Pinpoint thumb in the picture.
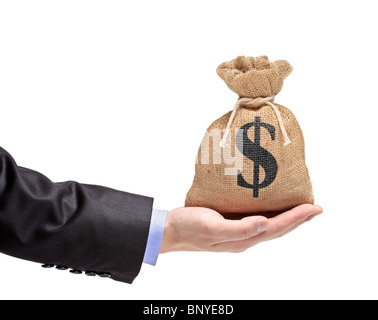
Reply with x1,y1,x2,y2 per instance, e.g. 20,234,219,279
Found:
216,216,269,242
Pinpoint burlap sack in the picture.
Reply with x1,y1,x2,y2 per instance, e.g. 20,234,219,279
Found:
185,56,314,217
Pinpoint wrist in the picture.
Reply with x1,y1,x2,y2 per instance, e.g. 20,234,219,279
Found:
160,209,188,253
160,210,174,253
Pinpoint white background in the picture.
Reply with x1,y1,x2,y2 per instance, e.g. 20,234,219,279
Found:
0,0,377,300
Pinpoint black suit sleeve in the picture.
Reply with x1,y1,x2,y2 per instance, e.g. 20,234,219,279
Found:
0,146,153,283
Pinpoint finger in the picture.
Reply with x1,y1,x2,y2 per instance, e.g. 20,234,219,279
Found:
214,215,269,242
264,204,322,237
210,237,260,252
249,206,322,244
267,211,322,241
211,210,322,253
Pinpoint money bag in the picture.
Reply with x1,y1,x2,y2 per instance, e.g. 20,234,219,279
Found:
185,55,314,218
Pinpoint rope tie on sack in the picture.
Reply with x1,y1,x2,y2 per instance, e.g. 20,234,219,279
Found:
219,96,291,148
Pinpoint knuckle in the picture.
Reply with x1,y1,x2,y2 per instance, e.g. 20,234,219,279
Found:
205,222,222,237
240,225,250,240
287,209,297,220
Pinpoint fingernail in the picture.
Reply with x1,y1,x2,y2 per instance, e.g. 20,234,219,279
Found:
314,205,323,214
257,218,269,233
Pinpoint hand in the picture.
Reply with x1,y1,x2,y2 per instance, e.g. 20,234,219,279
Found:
160,204,323,253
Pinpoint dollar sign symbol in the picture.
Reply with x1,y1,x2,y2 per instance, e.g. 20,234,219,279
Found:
236,116,278,198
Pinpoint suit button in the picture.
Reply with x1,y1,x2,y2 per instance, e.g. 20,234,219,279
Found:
85,271,97,277
70,269,82,275
98,272,112,278
41,264,55,268
56,266,69,271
